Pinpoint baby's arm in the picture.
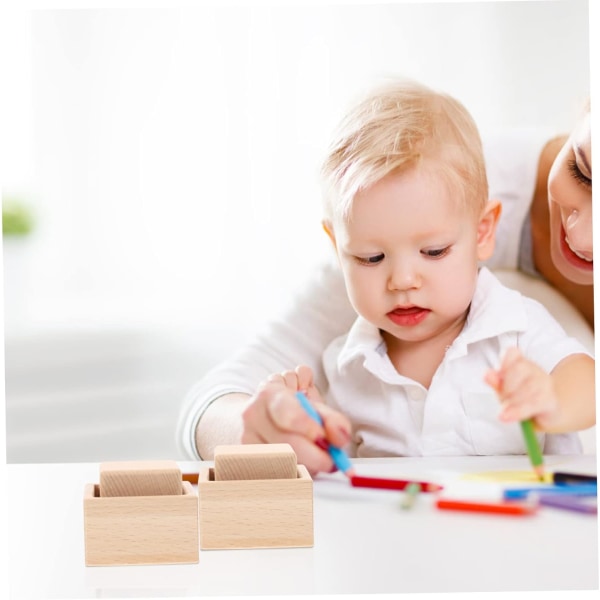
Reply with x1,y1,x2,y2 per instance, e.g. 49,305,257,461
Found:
485,348,595,433
176,259,356,460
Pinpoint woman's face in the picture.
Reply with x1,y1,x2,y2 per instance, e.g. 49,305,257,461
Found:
548,110,593,285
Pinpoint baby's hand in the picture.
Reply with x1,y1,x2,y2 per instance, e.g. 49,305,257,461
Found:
484,348,558,429
241,365,352,475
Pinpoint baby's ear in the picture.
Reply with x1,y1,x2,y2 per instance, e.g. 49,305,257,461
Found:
322,220,337,249
476,200,502,261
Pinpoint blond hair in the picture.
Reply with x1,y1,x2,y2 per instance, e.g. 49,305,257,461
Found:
321,78,488,223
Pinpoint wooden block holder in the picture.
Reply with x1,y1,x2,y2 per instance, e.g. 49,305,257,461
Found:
83,465,199,566
197,464,314,550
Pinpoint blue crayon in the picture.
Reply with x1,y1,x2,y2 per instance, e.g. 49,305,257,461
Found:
295,391,354,476
504,483,597,500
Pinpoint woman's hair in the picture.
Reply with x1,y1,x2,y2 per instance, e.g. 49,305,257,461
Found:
321,78,488,223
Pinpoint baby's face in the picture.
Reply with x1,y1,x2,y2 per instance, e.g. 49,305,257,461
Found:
332,167,486,351
548,110,593,285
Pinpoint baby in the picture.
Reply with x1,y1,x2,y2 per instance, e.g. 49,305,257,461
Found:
241,78,595,473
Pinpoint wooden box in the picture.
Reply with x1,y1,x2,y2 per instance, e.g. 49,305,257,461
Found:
198,464,313,550
83,480,199,566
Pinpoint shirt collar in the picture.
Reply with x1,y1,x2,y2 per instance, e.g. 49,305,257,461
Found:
336,315,386,371
459,267,528,351
336,267,528,370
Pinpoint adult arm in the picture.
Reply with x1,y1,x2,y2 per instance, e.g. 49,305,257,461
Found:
176,258,356,459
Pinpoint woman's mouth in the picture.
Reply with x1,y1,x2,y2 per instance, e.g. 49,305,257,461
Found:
560,226,593,271
386,306,430,327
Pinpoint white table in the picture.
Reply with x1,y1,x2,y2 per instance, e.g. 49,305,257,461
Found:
5,455,598,598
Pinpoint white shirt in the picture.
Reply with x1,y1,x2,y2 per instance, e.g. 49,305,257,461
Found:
322,268,586,458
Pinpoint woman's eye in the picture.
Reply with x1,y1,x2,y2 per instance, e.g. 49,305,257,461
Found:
422,247,450,258
568,158,592,188
356,254,384,265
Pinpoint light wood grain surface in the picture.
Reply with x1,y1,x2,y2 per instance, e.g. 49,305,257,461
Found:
213,443,298,481
83,481,198,566
99,460,182,497
198,465,314,549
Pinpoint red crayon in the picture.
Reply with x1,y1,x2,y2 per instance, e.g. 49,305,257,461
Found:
436,498,538,516
350,474,443,493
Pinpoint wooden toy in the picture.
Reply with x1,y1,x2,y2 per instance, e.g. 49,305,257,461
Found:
99,460,182,497
214,443,298,480
198,444,313,550
83,460,198,566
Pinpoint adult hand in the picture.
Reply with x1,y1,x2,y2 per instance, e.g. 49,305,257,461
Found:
241,364,352,475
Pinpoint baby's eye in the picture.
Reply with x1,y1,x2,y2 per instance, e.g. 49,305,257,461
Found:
355,254,384,265
422,247,450,258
